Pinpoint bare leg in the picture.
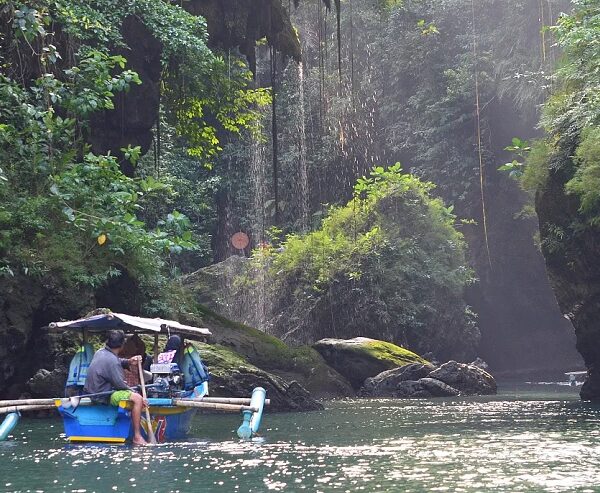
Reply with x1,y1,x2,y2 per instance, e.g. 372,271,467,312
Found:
130,393,147,446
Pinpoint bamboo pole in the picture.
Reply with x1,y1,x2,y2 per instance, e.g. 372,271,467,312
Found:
172,399,257,413
0,404,56,414
138,360,157,445
0,399,56,407
0,396,271,408
198,397,271,406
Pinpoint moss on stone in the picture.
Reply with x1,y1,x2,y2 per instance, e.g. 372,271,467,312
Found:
361,340,428,367
171,292,353,397
313,337,429,389
195,343,256,376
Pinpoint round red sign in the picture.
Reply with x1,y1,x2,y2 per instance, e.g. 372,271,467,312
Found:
231,231,250,250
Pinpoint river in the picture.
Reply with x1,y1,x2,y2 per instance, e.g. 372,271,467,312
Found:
1,383,598,492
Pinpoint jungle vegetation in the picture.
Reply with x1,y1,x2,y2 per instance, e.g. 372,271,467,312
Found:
0,0,582,365
236,164,479,360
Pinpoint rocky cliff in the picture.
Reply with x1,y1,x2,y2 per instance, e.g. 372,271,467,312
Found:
536,148,600,400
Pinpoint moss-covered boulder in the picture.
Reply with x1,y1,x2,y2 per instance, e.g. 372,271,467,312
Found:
312,337,428,389
196,343,323,412
178,302,354,398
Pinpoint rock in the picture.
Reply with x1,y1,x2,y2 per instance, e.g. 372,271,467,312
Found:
534,137,600,401
392,380,427,398
179,306,354,398
197,343,323,412
182,256,248,313
418,378,460,397
312,337,428,389
27,368,67,397
469,357,490,371
0,273,93,399
362,363,436,396
428,360,497,395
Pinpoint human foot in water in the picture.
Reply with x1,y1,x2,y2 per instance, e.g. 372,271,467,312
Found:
132,436,148,446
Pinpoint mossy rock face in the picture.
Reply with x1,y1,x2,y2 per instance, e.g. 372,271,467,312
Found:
535,148,600,400
312,337,428,389
177,301,354,398
0,274,93,399
196,343,323,412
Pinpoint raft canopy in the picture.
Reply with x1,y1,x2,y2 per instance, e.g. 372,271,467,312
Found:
47,312,211,341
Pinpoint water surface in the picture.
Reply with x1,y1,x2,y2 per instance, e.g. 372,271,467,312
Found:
1,383,598,492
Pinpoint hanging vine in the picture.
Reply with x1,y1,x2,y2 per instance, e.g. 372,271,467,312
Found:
471,0,492,270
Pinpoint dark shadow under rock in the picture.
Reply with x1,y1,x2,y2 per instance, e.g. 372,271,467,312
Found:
392,380,431,398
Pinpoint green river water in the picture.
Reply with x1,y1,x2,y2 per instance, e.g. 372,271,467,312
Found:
1,383,598,493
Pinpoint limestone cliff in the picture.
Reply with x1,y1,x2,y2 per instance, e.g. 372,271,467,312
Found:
535,145,600,400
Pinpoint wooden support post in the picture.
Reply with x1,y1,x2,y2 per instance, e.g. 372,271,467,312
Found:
153,334,159,363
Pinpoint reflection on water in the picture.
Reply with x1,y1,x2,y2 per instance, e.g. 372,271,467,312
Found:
1,383,599,492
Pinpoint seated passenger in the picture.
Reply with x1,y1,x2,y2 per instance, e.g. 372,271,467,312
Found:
163,334,184,366
120,334,152,386
84,329,149,446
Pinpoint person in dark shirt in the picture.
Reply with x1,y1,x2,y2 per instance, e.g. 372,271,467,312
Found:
164,334,184,365
84,330,149,446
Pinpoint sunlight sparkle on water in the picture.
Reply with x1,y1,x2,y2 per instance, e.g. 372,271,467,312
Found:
0,386,597,492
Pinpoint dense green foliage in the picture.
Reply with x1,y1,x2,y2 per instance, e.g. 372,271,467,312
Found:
0,52,175,286
0,0,265,310
507,1,600,232
544,0,600,224
241,165,478,360
0,0,578,370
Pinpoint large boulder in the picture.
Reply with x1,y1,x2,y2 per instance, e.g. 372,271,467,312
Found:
179,306,354,398
390,378,458,398
362,363,435,396
372,378,460,399
27,368,67,397
418,378,460,397
428,360,497,395
312,337,428,389
197,343,323,412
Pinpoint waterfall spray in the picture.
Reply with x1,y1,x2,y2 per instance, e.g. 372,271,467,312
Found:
297,62,309,232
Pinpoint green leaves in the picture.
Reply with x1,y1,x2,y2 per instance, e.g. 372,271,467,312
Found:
417,19,439,36
121,145,142,166
353,162,427,201
498,137,531,179
524,3,600,227
166,54,271,168
242,164,475,358
498,160,525,179
12,4,49,42
62,50,141,117
506,137,531,153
